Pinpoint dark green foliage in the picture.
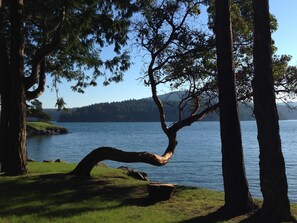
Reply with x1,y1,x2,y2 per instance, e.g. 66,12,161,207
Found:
1,0,137,97
27,99,51,122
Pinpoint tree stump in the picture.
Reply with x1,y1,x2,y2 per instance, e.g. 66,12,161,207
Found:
147,183,176,202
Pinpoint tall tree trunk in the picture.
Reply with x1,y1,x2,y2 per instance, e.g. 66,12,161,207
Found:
0,0,10,172
252,0,291,221
4,0,27,175
215,0,254,214
0,60,10,173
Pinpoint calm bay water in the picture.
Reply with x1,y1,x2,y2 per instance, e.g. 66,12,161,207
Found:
27,121,297,202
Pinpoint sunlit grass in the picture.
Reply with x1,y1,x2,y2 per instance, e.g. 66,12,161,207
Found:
27,121,64,131
0,162,296,223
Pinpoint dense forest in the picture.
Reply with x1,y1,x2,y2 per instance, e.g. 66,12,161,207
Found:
56,96,297,122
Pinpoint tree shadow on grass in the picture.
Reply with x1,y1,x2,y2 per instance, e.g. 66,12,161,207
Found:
179,206,237,223
0,173,149,219
123,196,165,207
239,209,297,223
182,207,297,223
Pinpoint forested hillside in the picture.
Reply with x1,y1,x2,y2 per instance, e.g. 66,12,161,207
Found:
56,98,297,122
56,98,255,122
58,99,184,122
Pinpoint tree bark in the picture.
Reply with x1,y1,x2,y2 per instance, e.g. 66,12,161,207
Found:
0,60,10,173
0,0,10,172
215,0,254,214
252,0,292,221
4,0,27,175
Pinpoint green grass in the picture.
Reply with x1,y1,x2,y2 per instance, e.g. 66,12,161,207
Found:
0,162,296,223
27,122,65,131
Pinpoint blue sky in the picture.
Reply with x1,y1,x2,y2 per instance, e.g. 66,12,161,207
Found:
40,0,297,108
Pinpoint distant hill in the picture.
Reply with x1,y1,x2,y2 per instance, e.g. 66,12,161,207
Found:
43,109,69,121
277,104,297,120
56,99,240,122
52,93,297,122
58,99,184,122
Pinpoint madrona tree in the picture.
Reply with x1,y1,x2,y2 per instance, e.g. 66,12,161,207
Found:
0,0,137,175
70,0,219,176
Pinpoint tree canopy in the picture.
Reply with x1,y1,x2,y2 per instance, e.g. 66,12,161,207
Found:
131,0,297,132
1,0,138,106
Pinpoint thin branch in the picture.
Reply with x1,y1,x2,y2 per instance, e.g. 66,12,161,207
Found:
148,54,168,134
171,103,219,132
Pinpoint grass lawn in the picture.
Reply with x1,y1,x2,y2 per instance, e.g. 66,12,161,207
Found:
0,162,296,223
26,122,68,136
26,122,65,131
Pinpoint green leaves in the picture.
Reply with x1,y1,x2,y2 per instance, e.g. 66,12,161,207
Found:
55,97,68,111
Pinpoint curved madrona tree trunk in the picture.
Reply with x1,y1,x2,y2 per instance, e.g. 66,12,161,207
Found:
252,0,292,221
70,132,177,177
